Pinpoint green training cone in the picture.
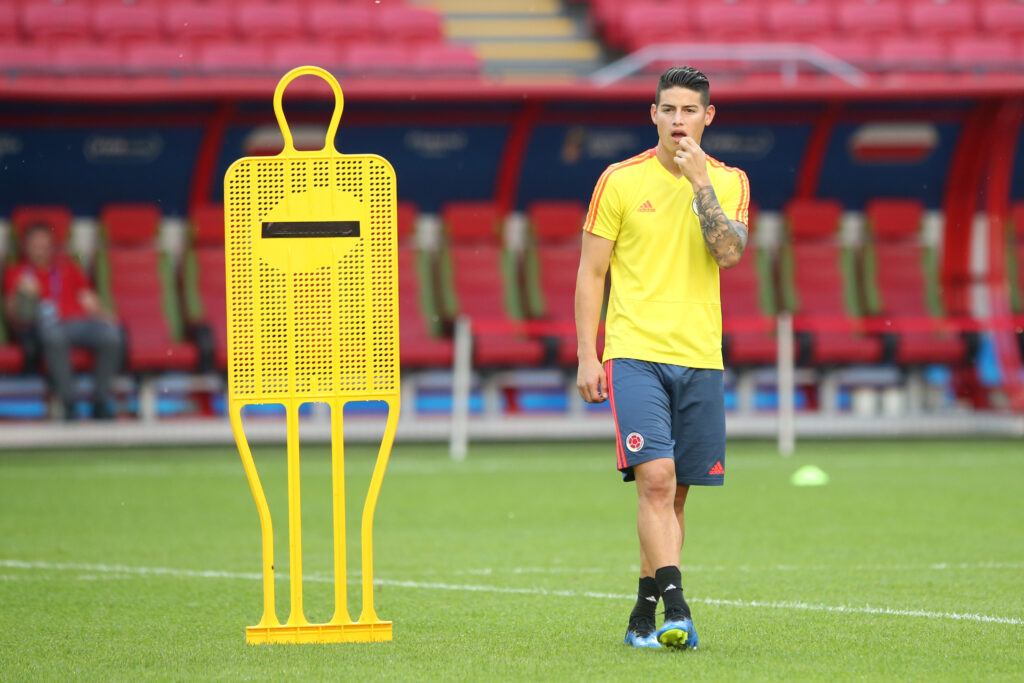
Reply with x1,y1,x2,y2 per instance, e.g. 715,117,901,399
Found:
791,464,829,487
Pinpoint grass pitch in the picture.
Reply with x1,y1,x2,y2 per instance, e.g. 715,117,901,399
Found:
1,438,1022,680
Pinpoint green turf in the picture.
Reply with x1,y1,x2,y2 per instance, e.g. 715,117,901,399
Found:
1,439,1023,680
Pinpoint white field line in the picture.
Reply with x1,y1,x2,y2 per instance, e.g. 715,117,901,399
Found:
456,562,1024,575
2,559,1021,627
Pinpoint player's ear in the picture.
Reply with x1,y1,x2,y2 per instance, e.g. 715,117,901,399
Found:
650,103,658,125
704,104,716,127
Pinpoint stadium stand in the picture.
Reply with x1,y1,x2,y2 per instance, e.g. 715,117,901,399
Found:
395,201,453,369
126,43,197,74
306,4,374,43
0,4,15,43
93,4,162,47
377,6,444,44
779,198,884,366
20,2,92,45
764,2,834,41
582,0,1024,75
522,200,591,367
163,4,234,47
235,4,305,44
860,199,970,366
1,0,480,78
438,201,545,368
96,203,198,373
980,1,1024,40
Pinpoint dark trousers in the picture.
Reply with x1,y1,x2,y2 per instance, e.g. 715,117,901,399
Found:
36,316,122,406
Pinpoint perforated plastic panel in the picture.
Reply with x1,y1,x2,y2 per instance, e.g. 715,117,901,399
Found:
224,79,399,403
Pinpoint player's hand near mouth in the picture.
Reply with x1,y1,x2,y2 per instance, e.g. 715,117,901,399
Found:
672,136,711,189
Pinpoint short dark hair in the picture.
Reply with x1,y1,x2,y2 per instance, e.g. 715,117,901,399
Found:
655,66,710,107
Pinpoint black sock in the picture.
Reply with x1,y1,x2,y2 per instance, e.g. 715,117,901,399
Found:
628,576,660,630
654,565,691,621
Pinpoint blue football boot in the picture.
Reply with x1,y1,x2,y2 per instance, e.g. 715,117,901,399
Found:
656,618,698,650
623,617,662,648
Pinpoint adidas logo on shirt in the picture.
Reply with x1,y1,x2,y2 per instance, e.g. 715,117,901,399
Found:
637,200,656,213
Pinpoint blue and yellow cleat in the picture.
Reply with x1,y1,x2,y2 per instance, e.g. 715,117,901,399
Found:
656,619,698,650
623,628,662,649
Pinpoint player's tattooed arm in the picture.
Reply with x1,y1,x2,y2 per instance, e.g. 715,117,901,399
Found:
693,184,747,269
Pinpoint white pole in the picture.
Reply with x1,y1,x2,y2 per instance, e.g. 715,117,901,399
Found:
777,312,795,456
449,315,472,461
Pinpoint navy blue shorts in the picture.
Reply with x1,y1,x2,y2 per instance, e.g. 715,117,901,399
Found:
605,358,725,486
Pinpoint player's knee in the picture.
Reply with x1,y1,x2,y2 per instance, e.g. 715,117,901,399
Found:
636,462,676,504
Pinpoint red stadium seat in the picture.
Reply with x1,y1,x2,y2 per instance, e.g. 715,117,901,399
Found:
695,3,764,41
306,4,374,42
950,37,1017,71
861,199,968,365
103,203,161,247
411,43,481,77
53,42,126,75
439,201,545,368
522,201,589,366
0,44,50,74
269,42,341,72
764,2,834,40
126,44,197,74
835,1,906,39
92,4,161,46
781,199,883,366
809,37,875,67
0,343,23,374
0,4,18,42
98,203,198,373
877,38,945,71
163,4,234,46
906,1,977,37
235,4,303,42
619,4,689,50
374,7,444,44
396,201,417,244
340,42,414,75
197,43,268,74
21,3,92,44
527,200,586,244
979,1,1024,39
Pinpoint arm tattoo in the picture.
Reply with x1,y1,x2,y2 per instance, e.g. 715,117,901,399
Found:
693,184,748,268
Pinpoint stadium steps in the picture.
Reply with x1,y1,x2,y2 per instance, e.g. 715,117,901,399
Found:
413,0,605,79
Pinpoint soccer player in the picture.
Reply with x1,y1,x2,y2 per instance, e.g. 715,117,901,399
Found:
574,66,750,649
3,222,122,419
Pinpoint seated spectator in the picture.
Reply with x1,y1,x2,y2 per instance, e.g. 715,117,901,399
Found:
3,223,122,419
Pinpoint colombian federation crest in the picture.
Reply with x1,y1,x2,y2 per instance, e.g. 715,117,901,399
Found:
626,432,644,452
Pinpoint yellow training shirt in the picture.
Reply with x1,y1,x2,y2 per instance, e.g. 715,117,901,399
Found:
584,148,750,369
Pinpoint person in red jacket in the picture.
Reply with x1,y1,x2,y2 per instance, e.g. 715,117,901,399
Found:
3,222,122,419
